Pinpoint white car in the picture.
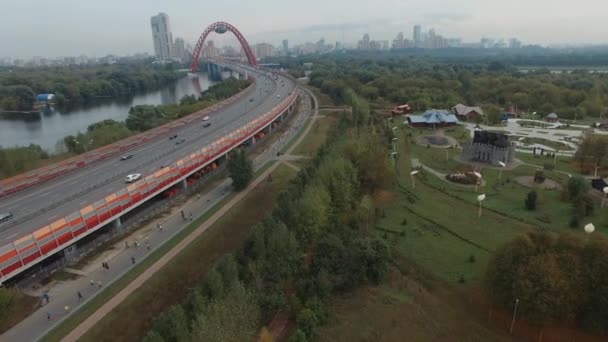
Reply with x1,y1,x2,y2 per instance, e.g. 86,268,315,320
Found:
125,173,142,183
202,116,210,121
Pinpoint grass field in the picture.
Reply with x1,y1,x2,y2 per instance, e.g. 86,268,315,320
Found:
380,126,608,285
45,165,297,342
518,137,575,151
302,84,334,107
292,115,338,157
316,266,515,342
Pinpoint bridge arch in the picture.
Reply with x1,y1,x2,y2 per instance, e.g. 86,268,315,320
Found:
189,22,257,73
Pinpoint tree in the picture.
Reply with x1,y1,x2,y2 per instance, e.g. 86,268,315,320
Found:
296,308,319,338
190,282,261,342
228,148,254,191
525,190,538,210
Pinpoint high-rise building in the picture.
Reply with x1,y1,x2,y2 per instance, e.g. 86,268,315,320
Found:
173,37,186,61
252,43,276,58
150,12,174,61
413,25,422,47
282,39,289,55
357,33,371,50
509,38,522,49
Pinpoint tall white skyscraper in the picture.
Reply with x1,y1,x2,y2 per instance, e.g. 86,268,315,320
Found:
151,13,174,61
173,37,186,61
413,25,422,47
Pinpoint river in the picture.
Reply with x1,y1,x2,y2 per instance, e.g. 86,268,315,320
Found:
0,73,219,152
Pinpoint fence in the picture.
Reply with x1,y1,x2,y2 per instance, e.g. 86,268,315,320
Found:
0,86,298,284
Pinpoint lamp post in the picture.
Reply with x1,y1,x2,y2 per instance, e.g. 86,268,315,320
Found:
410,170,419,190
498,161,506,180
391,151,398,167
584,223,595,234
473,171,482,192
445,147,450,162
477,193,486,218
602,187,608,208
392,137,398,152
509,298,520,334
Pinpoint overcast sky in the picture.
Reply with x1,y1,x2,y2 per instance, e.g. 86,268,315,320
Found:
1,0,607,58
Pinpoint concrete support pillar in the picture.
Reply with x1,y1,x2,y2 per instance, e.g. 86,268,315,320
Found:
111,217,122,234
180,179,188,191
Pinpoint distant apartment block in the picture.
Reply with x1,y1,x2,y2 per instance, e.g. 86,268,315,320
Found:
151,12,174,61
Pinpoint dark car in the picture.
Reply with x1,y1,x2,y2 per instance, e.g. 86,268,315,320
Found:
0,212,13,224
169,134,178,140
249,98,254,102
203,122,211,128
175,138,186,145
120,153,133,161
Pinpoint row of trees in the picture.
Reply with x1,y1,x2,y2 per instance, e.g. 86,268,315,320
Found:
0,63,183,110
144,106,394,341
0,144,50,179
486,231,608,333
126,78,251,132
305,55,608,120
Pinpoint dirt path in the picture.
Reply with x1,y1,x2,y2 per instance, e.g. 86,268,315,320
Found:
61,87,318,342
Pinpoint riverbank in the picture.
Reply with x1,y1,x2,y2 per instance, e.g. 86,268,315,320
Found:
0,78,248,180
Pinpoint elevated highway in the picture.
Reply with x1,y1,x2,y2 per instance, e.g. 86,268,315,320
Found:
0,63,298,284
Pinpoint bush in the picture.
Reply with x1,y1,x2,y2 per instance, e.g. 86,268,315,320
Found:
525,190,538,210
543,163,555,170
401,218,408,226
534,170,546,184
569,215,579,228
468,254,476,263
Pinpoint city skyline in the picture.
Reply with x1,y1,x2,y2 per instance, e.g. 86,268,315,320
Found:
2,0,608,58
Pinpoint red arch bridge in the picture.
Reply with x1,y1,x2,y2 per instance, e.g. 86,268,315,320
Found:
0,23,297,285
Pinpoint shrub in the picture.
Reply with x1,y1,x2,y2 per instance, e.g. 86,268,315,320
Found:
525,190,538,210
543,163,555,170
534,170,546,184
401,218,408,226
569,215,579,228
468,254,476,263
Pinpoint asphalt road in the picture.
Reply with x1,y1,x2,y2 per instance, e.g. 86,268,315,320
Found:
0,67,296,244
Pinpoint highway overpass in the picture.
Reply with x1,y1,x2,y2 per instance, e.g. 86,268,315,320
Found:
0,63,298,284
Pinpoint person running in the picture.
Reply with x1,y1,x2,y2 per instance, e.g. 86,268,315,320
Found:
97,281,102,288
47,312,52,321
189,213,193,221
146,242,151,251
131,256,136,265
125,241,130,249
77,291,83,302
181,210,186,220
90,279,95,288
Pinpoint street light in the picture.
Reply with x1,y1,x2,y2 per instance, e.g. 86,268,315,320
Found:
410,170,419,189
584,223,595,234
473,171,482,192
509,298,520,334
392,137,398,151
498,161,506,180
602,187,608,208
477,193,486,218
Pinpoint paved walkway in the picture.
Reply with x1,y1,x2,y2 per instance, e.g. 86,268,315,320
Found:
2,88,316,342
61,86,318,342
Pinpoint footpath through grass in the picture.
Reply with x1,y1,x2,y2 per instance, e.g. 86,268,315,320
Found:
379,128,540,283
45,165,297,342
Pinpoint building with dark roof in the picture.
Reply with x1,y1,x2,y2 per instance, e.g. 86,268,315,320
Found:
451,104,484,122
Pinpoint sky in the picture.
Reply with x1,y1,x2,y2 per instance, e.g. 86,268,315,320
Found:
1,0,607,58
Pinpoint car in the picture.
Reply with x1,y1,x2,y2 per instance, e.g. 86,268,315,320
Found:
120,153,133,161
277,95,281,98
203,122,211,128
0,212,13,224
169,134,178,140
175,138,186,145
125,173,141,183
202,116,210,121
249,98,254,102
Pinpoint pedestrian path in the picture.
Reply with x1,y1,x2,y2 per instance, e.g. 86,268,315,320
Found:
61,87,318,342
1,88,316,342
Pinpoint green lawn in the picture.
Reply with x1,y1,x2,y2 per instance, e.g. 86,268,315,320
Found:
517,137,575,151
292,115,337,157
382,128,607,283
